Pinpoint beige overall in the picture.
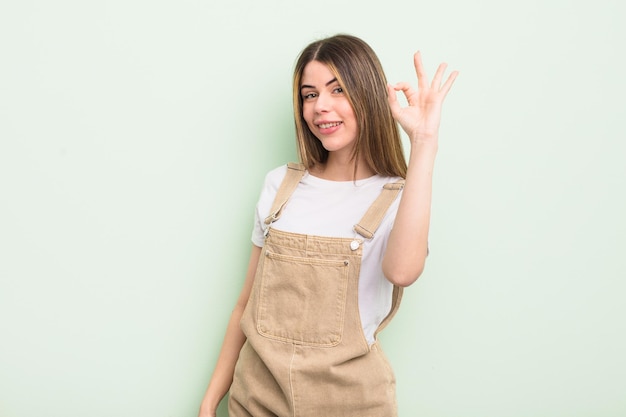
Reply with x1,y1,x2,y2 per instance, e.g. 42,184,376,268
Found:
229,163,405,417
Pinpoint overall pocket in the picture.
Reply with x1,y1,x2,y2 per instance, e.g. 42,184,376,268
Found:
257,250,349,347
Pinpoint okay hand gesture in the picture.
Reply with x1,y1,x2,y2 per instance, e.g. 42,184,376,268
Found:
387,51,458,145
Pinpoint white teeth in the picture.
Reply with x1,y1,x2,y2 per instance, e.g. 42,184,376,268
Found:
318,122,341,129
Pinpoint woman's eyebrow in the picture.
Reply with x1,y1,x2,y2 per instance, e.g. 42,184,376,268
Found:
300,78,338,90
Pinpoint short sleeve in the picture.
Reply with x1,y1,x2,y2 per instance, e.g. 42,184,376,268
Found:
250,165,288,247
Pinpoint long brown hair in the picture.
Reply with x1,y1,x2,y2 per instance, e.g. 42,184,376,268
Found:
292,34,407,178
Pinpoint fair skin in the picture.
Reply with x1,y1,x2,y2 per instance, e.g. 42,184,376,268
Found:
198,52,457,417
383,51,458,286
300,60,372,181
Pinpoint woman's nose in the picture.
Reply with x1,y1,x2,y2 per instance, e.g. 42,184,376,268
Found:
314,92,331,113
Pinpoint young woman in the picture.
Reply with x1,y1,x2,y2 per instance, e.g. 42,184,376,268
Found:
198,34,458,417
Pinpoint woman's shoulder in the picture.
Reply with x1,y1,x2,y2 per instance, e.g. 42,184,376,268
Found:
261,164,290,190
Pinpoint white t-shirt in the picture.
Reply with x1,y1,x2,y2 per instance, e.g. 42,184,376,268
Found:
251,164,403,345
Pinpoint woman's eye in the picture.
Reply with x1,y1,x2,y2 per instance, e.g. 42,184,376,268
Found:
302,92,317,100
333,87,344,94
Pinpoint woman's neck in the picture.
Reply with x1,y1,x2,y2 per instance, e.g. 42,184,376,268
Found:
310,155,375,181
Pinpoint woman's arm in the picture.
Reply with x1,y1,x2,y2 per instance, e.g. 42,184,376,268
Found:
198,244,262,417
383,51,458,287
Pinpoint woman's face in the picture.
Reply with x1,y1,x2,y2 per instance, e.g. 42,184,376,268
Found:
300,61,358,157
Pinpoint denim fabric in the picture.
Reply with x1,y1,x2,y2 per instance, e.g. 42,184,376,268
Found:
229,165,404,417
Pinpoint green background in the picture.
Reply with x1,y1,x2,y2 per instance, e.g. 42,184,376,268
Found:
1,0,625,416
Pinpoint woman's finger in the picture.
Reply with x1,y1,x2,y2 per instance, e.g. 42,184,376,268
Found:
393,82,418,105
439,70,459,98
431,62,448,90
413,51,428,91
386,83,401,117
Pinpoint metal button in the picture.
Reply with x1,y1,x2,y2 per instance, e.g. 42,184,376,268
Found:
350,240,360,251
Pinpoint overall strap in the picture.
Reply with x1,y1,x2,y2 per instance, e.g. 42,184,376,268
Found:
264,162,306,227
353,181,405,239
375,281,403,338
352,179,406,339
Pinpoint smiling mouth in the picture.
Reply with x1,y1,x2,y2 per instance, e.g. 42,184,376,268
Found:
318,122,342,129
